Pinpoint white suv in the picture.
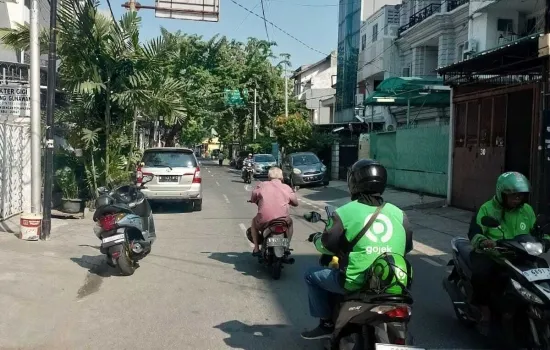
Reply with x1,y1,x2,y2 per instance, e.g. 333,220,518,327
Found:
137,147,202,211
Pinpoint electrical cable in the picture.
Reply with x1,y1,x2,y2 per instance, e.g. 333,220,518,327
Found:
259,0,271,41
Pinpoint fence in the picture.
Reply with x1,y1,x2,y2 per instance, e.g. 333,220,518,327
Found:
0,61,34,220
369,123,449,196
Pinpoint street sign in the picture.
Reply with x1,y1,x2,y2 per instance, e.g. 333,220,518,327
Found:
224,89,247,106
0,85,30,117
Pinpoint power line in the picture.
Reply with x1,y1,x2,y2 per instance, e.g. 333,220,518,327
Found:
230,0,328,55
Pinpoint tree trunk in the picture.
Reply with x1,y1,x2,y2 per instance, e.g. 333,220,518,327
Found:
126,108,138,172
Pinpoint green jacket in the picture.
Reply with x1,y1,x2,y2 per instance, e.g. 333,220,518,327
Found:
313,197,412,292
469,197,550,249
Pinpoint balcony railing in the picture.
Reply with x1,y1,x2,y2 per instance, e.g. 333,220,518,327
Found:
398,3,442,37
447,0,468,12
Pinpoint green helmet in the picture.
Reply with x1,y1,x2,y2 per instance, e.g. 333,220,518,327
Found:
495,172,530,203
365,253,413,295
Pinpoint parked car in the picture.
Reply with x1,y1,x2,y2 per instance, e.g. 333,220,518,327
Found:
252,154,277,178
136,147,202,211
281,152,329,188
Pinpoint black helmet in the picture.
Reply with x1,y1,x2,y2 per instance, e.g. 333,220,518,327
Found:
347,159,387,196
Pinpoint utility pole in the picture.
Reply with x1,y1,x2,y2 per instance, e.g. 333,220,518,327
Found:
284,63,289,117
29,0,41,214
41,0,59,240
253,88,257,140
540,0,550,215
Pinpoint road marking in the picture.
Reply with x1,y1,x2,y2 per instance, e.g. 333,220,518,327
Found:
420,256,443,267
216,181,220,186
210,174,214,177
208,170,211,173
413,240,446,257
223,194,230,203
239,223,254,247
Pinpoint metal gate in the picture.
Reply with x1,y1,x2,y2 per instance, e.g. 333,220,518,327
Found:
338,140,358,180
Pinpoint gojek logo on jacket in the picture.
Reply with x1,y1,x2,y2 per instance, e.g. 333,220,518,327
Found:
363,213,394,255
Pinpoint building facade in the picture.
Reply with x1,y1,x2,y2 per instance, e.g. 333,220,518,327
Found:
291,52,337,125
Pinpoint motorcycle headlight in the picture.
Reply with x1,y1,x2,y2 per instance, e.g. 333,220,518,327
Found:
292,168,301,175
511,279,544,304
522,242,544,256
321,165,327,172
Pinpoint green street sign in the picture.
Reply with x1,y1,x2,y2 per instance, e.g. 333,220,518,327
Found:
224,89,248,106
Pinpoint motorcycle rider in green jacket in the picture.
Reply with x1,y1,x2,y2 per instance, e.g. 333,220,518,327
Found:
468,171,550,334
301,159,414,340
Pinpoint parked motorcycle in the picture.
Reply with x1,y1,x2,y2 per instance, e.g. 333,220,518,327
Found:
93,178,156,276
305,206,420,350
245,204,294,280
442,215,550,349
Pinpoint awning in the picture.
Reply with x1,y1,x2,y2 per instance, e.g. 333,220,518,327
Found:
364,77,451,107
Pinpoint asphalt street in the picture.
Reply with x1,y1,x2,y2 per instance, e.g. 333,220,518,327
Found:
0,160,490,350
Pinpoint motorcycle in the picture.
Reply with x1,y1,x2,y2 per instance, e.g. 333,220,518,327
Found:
442,215,550,349
245,202,295,280
242,163,253,184
93,178,156,276
305,206,421,350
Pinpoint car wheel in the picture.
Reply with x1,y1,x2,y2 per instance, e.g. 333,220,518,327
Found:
193,199,202,212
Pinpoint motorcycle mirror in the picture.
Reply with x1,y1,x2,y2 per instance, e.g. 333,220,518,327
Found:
304,211,321,223
97,186,109,195
141,174,153,184
481,216,500,228
244,184,254,192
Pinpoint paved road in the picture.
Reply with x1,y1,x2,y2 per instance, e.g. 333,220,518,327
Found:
0,161,489,349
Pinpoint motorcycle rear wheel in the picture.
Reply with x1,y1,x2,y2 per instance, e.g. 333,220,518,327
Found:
117,245,136,276
271,260,282,280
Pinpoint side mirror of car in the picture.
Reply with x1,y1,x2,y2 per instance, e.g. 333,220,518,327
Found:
481,216,500,228
304,211,322,223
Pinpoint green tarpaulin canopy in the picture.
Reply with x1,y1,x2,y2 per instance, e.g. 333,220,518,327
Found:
364,77,450,107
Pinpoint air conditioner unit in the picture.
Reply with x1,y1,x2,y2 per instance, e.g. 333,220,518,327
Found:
463,39,478,53
355,93,364,106
384,122,396,131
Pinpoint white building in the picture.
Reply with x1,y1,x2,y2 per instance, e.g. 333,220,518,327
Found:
0,0,50,63
467,0,543,56
357,4,401,127
291,52,337,125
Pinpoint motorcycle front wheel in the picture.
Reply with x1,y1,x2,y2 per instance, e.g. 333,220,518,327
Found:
117,245,136,276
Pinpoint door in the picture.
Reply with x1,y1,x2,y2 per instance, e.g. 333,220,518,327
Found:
452,97,506,211
338,140,359,180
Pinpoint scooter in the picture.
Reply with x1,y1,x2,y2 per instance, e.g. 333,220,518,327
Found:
304,206,421,350
242,164,253,184
93,177,156,276
442,215,550,349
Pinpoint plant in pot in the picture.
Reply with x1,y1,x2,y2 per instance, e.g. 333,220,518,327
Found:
55,166,82,213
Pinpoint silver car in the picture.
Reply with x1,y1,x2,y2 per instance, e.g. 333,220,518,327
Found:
252,154,278,178
137,147,202,211
281,152,329,188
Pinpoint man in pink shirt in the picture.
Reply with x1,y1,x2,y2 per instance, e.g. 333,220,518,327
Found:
250,167,299,255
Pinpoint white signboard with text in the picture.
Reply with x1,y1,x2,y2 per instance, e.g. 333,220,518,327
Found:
0,85,31,117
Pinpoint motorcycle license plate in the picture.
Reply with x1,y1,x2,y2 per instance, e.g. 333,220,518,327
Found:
102,234,125,244
375,344,426,350
266,237,289,248
522,268,550,282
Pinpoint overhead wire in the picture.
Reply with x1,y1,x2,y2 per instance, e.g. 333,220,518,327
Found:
259,0,271,41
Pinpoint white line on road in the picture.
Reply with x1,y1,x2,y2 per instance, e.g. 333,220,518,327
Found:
420,256,443,267
239,223,254,247
223,194,230,204
216,181,220,186
208,170,211,173
210,174,214,176
413,240,447,257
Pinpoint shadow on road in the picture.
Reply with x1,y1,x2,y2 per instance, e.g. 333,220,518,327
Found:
150,202,195,214
214,320,298,350
300,186,350,208
205,251,269,279
70,255,119,277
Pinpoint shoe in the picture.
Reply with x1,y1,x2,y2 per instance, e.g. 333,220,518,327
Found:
301,320,334,340
252,250,261,257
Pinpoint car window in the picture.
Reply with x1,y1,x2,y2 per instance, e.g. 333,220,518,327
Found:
142,150,197,168
254,155,275,163
292,154,320,166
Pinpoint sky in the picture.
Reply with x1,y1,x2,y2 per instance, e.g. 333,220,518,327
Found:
98,0,339,69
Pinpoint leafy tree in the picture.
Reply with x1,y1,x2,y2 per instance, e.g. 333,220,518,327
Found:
272,113,312,154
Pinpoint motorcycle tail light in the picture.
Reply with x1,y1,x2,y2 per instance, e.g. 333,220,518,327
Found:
99,214,117,231
370,305,411,320
272,225,286,233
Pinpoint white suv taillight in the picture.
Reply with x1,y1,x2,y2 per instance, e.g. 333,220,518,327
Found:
192,167,201,183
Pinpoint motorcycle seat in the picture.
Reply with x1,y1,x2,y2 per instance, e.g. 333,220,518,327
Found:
93,203,134,221
345,292,413,305
455,239,473,268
